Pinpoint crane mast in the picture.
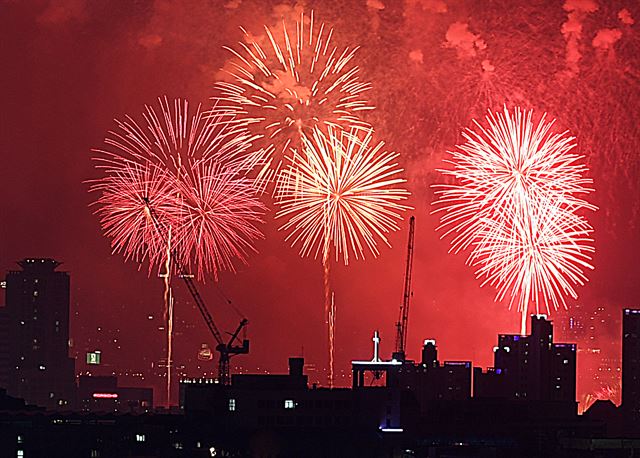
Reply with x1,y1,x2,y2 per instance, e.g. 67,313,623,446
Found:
393,216,415,362
143,198,249,385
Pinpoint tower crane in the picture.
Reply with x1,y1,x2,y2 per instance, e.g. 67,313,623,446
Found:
143,198,249,385
393,216,415,362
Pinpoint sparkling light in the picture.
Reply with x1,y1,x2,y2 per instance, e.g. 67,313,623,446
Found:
433,107,596,334
89,97,266,280
216,11,373,192
276,127,410,265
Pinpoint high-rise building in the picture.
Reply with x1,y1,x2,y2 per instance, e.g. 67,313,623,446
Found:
622,308,640,417
4,258,76,409
475,314,576,402
0,305,9,389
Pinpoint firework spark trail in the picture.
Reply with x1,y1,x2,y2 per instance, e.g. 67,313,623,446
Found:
216,11,373,192
328,291,336,389
433,107,596,334
276,127,410,264
166,290,174,406
322,180,333,388
160,228,174,407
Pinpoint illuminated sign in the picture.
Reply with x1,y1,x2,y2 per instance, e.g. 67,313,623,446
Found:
86,351,101,365
92,393,118,399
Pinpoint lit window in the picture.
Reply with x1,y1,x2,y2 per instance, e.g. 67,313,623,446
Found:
17,451,24,458
284,399,295,409
17,435,23,444
39,365,46,371
228,398,236,411
136,434,145,442
91,450,100,458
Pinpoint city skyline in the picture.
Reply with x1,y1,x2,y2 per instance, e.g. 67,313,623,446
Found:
2,0,639,409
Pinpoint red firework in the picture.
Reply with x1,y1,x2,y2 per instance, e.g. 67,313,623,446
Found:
216,10,373,192
175,159,266,280
90,97,265,280
433,107,596,334
91,160,183,270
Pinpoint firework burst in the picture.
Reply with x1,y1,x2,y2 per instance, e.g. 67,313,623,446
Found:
175,159,266,280
89,97,266,280
91,160,183,270
276,126,410,265
216,11,373,191
433,107,596,334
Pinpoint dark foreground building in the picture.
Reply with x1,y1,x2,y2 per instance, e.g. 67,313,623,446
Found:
176,318,600,457
3,259,76,409
474,314,577,403
5,312,640,456
180,357,395,456
623,308,640,419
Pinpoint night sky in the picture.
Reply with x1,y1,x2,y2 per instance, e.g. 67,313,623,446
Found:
2,0,639,406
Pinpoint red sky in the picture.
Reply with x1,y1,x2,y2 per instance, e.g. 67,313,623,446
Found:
2,0,639,405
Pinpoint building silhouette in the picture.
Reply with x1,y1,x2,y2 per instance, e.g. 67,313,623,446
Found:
0,305,9,389
388,339,472,404
474,314,576,402
622,309,640,418
4,258,76,409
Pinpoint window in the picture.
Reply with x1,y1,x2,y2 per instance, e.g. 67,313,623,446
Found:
17,435,23,444
228,398,236,411
136,434,145,442
17,451,24,458
284,399,295,409
90,450,100,458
